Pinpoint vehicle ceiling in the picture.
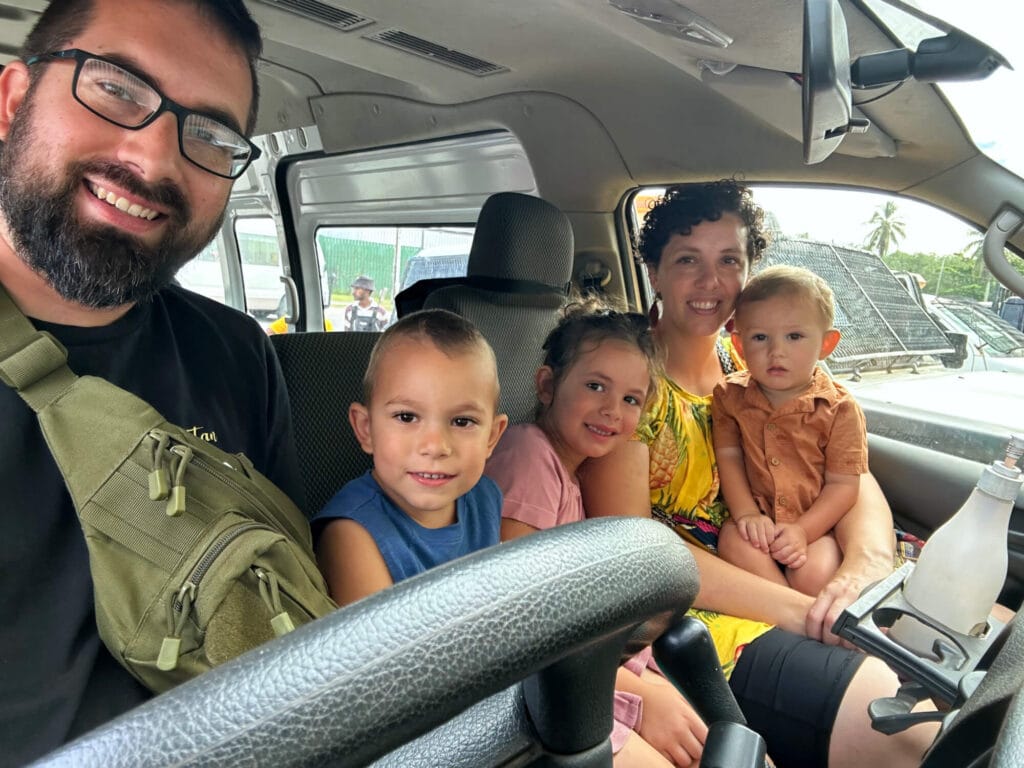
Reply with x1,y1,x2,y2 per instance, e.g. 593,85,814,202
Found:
0,0,1014,233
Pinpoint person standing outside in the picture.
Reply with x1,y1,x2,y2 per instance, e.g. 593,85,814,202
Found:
343,274,390,331
0,0,304,762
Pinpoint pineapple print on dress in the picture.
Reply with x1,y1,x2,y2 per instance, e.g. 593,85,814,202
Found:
650,424,678,490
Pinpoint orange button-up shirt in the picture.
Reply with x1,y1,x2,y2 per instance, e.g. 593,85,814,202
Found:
711,367,868,523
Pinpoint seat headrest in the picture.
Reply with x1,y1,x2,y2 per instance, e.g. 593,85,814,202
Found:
467,192,574,287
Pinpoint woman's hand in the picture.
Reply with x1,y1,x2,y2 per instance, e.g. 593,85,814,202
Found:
806,474,895,645
634,669,708,767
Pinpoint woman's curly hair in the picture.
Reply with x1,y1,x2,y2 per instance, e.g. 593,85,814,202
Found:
636,180,770,268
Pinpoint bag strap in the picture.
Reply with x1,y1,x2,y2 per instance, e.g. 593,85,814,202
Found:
0,282,79,412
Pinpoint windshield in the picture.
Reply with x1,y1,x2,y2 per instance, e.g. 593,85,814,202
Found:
863,0,1024,178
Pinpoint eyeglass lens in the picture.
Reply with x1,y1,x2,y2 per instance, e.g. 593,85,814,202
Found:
76,57,251,178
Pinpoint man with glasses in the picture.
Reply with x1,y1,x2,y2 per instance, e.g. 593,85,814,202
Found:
0,0,303,763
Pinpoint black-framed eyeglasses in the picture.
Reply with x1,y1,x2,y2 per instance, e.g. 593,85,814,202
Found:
24,49,260,180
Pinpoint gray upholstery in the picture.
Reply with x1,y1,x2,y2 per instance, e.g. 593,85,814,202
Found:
36,518,699,767
270,331,379,518
462,192,574,285
422,192,573,425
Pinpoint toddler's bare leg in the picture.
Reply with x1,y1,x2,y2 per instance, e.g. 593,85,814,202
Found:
787,533,842,596
719,520,788,586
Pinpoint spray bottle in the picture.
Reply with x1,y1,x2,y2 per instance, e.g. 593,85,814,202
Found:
890,435,1024,659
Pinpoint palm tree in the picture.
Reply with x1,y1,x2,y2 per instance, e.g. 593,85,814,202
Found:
962,232,985,276
864,201,907,258
763,209,784,240
960,232,1014,302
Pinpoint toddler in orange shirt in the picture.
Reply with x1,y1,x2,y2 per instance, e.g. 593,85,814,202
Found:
712,265,868,596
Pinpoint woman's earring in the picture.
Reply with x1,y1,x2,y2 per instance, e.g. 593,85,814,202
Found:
648,293,662,329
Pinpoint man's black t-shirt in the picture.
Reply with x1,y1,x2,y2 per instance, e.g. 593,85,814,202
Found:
0,286,304,766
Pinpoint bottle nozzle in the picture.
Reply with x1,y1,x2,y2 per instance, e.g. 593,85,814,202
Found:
1003,434,1024,470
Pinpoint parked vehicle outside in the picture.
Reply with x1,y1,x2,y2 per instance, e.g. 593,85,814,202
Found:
924,295,1024,374
1000,296,1024,331
398,244,470,293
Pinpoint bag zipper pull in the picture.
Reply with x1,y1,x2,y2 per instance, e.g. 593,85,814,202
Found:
256,567,296,636
148,432,171,501
165,445,193,517
158,582,196,671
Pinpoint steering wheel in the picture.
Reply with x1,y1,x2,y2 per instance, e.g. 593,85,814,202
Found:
34,516,1024,767
919,607,1024,767
34,518,699,767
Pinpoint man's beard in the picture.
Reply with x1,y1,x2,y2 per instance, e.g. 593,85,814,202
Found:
0,93,223,309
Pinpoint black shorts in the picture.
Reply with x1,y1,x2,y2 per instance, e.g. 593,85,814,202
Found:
729,628,866,768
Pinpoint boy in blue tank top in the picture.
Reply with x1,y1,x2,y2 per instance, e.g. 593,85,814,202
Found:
314,309,509,606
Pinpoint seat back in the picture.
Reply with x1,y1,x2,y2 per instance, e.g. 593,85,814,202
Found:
270,332,379,518
419,192,574,424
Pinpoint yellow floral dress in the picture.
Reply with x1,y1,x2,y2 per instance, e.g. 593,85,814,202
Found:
635,339,773,678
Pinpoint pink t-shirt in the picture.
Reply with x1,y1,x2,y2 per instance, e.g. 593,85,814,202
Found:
486,423,651,753
486,423,584,529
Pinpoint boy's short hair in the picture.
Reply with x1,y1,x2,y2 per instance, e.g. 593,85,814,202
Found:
735,265,836,329
363,309,500,406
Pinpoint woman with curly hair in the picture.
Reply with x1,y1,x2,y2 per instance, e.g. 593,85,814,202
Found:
580,180,936,768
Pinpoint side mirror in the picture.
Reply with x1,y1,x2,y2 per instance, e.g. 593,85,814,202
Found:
940,331,969,369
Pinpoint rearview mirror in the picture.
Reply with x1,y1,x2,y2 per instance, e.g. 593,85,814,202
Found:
802,0,1008,165
802,0,868,164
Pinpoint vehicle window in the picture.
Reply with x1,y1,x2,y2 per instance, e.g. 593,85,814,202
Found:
631,186,1024,463
316,225,473,332
175,218,289,333
237,217,286,331
175,238,228,306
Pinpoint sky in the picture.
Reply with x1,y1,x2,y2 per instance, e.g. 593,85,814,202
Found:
870,0,1024,176
751,186,980,256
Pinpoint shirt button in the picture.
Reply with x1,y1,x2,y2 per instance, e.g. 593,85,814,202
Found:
778,495,788,506
766,423,777,432
770,456,781,466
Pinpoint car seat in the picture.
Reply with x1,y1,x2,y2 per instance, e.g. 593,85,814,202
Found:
270,331,379,518
399,191,574,425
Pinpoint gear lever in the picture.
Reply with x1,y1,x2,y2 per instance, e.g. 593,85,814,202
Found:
654,617,768,768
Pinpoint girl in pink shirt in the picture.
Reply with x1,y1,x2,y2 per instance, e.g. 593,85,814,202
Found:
486,302,707,768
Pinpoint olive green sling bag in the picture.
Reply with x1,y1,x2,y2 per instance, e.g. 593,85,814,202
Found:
0,284,336,693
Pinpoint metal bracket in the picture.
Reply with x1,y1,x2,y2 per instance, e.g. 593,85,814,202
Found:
833,563,1006,706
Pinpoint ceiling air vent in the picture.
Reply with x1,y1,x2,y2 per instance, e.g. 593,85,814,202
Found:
258,0,373,31
364,29,508,77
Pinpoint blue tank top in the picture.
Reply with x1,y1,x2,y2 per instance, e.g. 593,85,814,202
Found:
313,471,502,582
